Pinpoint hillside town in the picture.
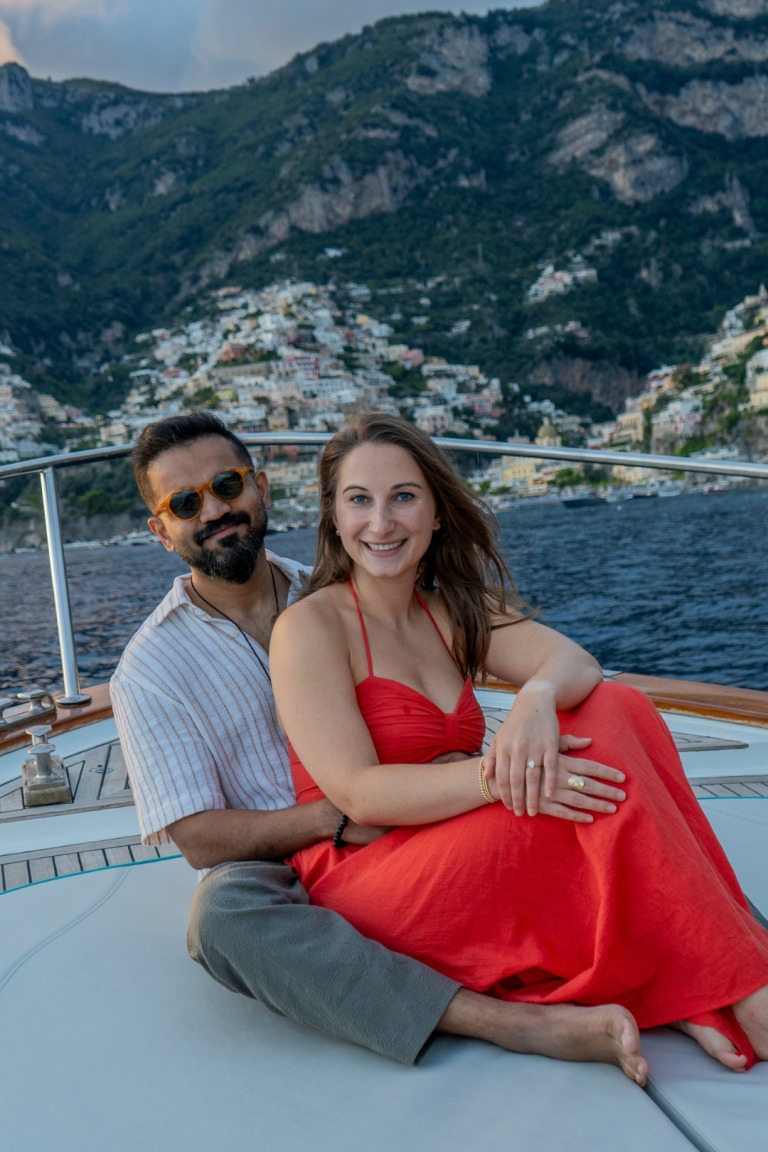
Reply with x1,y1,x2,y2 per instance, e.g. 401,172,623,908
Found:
1,279,767,524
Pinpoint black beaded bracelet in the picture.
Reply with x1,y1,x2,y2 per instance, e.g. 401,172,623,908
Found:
333,813,349,850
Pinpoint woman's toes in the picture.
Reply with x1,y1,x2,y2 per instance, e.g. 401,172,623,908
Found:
671,1021,748,1071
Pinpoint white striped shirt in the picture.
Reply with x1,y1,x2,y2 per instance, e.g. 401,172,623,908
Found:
110,552,308,846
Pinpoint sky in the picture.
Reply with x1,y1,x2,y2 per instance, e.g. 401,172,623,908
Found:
0,1,543,93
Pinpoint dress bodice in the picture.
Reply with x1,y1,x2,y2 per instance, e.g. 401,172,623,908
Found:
290,584,486,804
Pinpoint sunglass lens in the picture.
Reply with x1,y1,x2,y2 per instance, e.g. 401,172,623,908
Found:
168,490,203,519
211,470,247,500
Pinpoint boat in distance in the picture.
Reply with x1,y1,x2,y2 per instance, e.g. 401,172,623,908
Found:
1,434,768,1152
560,489,607,508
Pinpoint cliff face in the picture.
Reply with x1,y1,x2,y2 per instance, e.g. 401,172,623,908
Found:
2,0,768,416
0,62,33,111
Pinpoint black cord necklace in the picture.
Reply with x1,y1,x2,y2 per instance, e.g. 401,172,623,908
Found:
190,563,280,682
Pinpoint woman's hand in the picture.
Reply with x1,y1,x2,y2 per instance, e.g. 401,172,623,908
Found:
484,681,563,816
534,747,626,822
483,745,626,823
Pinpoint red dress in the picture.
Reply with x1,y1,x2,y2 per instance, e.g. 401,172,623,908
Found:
290,586,768,1063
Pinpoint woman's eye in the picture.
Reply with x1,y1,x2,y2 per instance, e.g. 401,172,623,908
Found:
394,491,414,502
350,494,370,504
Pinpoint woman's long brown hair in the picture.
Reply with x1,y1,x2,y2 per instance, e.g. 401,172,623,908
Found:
303,412,528,678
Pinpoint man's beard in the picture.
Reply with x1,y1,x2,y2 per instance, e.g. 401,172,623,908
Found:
175,507,268,584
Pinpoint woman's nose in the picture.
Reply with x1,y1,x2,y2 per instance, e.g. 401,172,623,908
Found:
368,501,393,534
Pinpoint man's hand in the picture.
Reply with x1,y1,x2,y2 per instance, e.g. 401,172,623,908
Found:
341,819,393,846
167,798,371,870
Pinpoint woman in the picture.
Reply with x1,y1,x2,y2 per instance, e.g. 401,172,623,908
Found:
270,413,768,1080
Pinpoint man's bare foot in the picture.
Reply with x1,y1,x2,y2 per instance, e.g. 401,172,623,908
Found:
500,1002,648,1086
438,991,648,1086
669,1021,748,1071
734,984,768,1060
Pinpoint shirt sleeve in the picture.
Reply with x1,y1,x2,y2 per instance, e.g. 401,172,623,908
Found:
111,670,228,846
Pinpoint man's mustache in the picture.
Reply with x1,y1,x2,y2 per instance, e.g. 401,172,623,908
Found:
194,511,250,545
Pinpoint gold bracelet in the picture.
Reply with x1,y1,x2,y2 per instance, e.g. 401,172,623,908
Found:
478,755,497,804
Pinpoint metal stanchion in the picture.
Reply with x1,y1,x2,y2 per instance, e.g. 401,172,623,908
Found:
40,467,90,706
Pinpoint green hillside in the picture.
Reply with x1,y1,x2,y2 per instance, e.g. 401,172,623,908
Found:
2,0,768,417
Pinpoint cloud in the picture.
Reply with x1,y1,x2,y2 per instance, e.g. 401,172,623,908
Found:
0,0,199,88
0,1,110,17
0,2,544,92
184,1,503,89
0,16,25,64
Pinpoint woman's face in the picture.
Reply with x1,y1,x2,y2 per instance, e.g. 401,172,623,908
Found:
333,441,438,580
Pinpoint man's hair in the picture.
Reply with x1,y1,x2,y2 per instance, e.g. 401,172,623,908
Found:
132,410,252,512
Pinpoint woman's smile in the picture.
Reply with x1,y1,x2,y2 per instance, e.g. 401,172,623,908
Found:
362,539,406,552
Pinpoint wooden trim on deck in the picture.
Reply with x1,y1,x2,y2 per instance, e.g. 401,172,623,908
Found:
612,673,768,728
0,836,180,894
3,673,768,766
481,673,768,728
0,683,112,755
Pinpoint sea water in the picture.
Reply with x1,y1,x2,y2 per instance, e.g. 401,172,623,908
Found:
1,487,766,693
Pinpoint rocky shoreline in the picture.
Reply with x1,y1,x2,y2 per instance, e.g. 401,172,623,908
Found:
0,511,146,556
0,505,319,556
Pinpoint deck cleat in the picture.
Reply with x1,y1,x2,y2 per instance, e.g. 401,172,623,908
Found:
0,689,57,732
21,724,72,807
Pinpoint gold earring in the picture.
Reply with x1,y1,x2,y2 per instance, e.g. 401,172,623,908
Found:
433,518,441,531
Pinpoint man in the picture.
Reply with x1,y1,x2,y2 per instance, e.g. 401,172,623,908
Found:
110,410,646,1082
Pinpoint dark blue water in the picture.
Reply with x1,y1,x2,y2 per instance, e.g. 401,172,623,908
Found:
1,487,766,693
498,488,768,689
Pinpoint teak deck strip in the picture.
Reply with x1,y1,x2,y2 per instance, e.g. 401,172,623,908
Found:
2,674,767,758
2,718,746,825
1,725,766,894
480,708,749,754
0,736,132,822
0,836,179,893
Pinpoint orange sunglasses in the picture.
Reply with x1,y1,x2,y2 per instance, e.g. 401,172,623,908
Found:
154,466,254,520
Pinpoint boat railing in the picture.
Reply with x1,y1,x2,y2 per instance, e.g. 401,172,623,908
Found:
2,435,768,712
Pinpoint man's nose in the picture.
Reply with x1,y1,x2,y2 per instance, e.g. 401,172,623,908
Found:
198,485,232,520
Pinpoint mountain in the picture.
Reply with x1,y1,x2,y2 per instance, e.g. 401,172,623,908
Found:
2,0,768,420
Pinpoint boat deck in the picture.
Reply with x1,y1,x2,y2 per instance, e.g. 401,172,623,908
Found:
0,737,132,820
2,696,768,1151
1,718,766,893
0,836,179,892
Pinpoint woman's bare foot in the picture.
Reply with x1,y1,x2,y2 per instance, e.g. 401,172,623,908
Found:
669,1020,748,1071
734,984,768,1060
439,993,648,1086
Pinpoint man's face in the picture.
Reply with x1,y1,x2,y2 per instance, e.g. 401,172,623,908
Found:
147,436,270,584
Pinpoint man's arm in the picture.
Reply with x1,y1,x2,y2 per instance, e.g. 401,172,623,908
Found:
168,802,342,870
112,657,387,869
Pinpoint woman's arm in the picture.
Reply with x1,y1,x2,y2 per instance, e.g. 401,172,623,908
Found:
271,599,622,828
482,617,603,817
270,598,487,826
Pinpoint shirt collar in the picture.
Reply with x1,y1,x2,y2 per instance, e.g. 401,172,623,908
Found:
151,550,308,628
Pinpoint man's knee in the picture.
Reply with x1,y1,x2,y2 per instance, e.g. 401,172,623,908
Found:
187,860,307,970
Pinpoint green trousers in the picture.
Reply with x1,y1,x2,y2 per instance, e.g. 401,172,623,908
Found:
187,859,460,1065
